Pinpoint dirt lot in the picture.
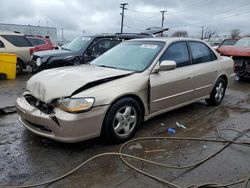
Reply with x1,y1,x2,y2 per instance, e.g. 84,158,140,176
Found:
0,74,250,188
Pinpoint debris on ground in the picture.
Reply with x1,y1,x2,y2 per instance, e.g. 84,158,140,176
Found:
0,106,16,115
176,122,187,129
167,128,176,134
129,143,143,150
144,149,166,153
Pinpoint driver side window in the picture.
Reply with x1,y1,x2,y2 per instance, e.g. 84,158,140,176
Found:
90,39,120,56
160,42,190,68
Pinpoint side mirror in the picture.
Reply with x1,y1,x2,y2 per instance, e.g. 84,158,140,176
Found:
85,49,91,56
159,60,176,71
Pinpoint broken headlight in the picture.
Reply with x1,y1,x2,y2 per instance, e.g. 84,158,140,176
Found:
36,57,49,67
36,57,42,66
55,98,95,113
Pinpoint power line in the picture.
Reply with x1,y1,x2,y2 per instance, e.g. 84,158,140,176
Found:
126,8,159,15
167,0,212,15
82,16,118,27
125,15,156,25
126,9,159,19
169,10,250,28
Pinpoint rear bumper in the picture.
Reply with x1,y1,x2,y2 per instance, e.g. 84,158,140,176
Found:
16,96,109,143
228,73,236,86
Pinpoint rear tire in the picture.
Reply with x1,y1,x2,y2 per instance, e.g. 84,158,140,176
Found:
206,78,226,106
238,75,245,81
16,60,23,75
0,74,6,80
102,97,143,144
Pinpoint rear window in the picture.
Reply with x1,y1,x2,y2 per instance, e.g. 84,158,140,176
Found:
189,41,217,64
221,39,238,46
0,40,4,48
28,37,46,46
1,35,33,47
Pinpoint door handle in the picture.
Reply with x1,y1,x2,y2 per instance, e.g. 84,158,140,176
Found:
187,76,193,80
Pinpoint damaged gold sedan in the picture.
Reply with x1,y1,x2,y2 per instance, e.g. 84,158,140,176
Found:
16,38,235,143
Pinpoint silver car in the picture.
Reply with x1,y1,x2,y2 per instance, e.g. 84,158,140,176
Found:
16,38,235,143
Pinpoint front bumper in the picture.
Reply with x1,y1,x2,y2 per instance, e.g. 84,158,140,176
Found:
233,57,250,78
16,96,109,143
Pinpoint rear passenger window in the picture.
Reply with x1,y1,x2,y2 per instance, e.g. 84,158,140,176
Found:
0,40,4,48
28,38,46,46
160,42,190,67
189,42,217,64
1,35,33,47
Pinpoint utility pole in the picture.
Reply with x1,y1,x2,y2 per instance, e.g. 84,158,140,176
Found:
61,28,64,43
120,3,128,34
201,26,204,40
160,10,167,27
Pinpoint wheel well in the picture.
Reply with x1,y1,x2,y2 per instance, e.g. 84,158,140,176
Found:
109,95,145,118
218,75,228,87
17,57,26,69
100,94,145,137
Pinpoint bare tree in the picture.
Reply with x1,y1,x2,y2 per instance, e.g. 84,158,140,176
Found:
172,31,188,37
204,26,217,40
231,29,240,39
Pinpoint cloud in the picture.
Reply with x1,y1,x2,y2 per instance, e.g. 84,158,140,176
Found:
0,0,250,40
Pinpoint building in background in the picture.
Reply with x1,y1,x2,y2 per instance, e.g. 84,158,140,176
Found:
0,23,57,45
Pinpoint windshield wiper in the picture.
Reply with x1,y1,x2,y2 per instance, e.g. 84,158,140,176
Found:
61,47,71,51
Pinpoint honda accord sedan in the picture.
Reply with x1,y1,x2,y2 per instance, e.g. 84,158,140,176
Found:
16,38,235,143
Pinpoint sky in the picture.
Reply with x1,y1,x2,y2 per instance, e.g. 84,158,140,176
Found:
0,0,250,41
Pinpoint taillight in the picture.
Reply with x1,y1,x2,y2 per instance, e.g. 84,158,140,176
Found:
232,56,235,72
29,48,36,56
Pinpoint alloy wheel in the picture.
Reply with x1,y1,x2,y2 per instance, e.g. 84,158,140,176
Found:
113,106,137,138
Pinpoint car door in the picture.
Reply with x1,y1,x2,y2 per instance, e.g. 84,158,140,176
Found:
150,41,194,113
0,40,6,53
84,38,121,63
188,41,219,99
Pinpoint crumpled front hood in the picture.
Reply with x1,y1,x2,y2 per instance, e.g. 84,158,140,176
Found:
217,46,250,57
26,65,133,103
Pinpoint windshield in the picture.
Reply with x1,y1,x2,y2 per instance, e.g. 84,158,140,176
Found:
90,41,164,72
62,36,92,52
235,38,250,48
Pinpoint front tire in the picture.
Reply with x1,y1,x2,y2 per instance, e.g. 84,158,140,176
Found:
206,78,226,106
102,97,143,144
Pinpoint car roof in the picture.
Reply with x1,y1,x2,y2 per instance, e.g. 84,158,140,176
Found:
130,37,205,43
83,33,152,39
0,31,24,36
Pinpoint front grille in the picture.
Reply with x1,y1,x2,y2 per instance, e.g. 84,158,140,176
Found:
25,94,54,114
